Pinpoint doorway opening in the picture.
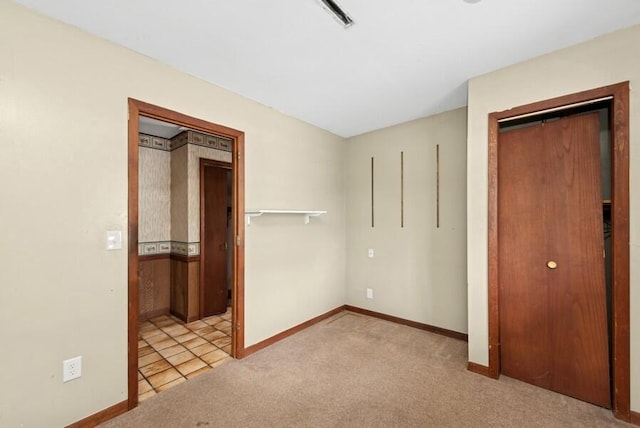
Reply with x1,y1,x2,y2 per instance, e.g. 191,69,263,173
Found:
128,99,246,409
486,82,630,421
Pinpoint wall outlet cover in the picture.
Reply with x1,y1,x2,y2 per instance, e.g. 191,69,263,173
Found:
63,356,82,382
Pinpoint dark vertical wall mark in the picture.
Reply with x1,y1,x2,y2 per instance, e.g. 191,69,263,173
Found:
371,157,375,228
436,144,440,228
401,151,404,228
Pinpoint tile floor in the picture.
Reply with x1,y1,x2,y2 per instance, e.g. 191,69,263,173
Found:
138,308,233,401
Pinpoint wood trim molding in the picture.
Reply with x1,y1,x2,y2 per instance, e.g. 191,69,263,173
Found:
243,305,468,360
243,306,346,357
128,98,246,410
630,411,640,426
467,362,493,378
169,254,200,263
610,82,631,420
127,99,140,410
232,132,246,358
138,253,171,262
487,112,500,379
345,305,468,342
65,400,128,428
486,82,630,420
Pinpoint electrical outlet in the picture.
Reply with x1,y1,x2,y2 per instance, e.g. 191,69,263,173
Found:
366,288,374,299
63,356,82,382
368,248,374,258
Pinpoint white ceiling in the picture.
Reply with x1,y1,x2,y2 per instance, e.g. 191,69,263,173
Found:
13,0,640,137
139,116,185,139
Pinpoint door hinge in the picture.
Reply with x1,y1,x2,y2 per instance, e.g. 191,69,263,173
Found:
236,235,241,246
236,152,241,161
235,323,241,330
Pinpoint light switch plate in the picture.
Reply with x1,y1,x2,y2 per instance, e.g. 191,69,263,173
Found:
106,231,122,250
368,249,374,258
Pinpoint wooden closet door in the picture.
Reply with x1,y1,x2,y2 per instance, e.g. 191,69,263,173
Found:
498,112,610,408
202,163,229,316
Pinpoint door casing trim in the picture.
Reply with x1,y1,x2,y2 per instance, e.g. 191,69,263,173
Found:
486,82,630,421
127,98,246,410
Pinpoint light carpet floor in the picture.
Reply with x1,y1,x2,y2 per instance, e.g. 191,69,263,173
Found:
101,311,633,427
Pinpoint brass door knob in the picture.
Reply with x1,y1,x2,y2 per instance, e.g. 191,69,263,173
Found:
547,260,558,269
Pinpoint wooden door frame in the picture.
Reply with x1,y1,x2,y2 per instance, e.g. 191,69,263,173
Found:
486,82,630,420
127,99,246,410
199,158,233,319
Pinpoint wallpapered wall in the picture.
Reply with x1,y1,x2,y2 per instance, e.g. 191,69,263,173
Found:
138,133,232,256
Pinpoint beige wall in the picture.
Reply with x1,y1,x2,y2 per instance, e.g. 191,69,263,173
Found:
466,25,640,411
0,2,346,426
346,108,468,333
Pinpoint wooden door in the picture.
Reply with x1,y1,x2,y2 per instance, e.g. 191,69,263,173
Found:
201,162,229,316
498,112,610,408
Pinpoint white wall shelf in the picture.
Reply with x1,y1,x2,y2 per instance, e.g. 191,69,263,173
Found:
245,210,327,225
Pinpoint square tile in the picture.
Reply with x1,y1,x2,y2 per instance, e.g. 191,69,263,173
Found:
183,337,207,350
186,366,211,380
139,352,163,368
166,350,196,366
185,320,208,331
203,315,222,326
202,330,227,342
140,359,171,378
139,321,156,332
162,325,190,336
151,338,179,351
200,349,229,365
138,346,155,357
175,358,207,376
174,332,198,343
213,337,232,348
137,314,234,401
155,318,178,328
150,315,171,324
156,376,187,392
145,332,170,344
138,379,153,394
214,320,231,330
159,344,186,358
147,368,182,389
210,356,232,368
222,345,231,354
191,343,216,357
141,329,165,341
195,326,216,336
